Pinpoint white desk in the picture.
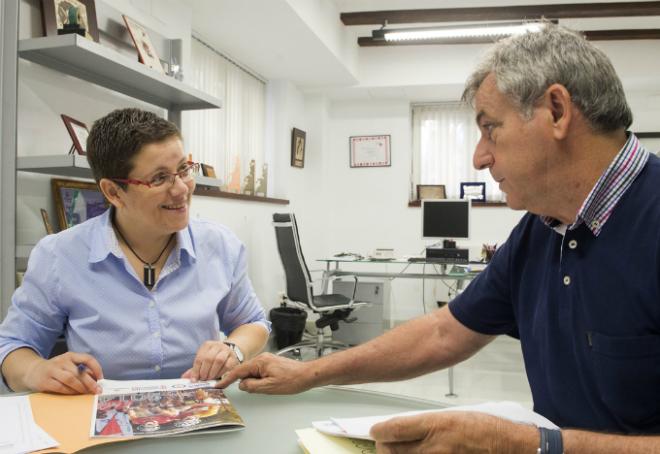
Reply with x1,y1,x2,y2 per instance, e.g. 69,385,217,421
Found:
83,386,443,453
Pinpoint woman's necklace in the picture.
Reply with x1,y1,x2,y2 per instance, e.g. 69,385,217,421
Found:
114,223,174,289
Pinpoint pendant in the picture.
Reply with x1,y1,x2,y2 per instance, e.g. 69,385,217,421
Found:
144,264,155,289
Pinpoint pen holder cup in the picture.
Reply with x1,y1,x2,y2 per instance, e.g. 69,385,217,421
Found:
269,307,308,349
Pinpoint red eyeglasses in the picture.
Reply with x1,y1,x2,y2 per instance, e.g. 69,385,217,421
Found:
112,162,200,189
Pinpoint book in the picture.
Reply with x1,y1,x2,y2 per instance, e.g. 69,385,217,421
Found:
91,379,244,438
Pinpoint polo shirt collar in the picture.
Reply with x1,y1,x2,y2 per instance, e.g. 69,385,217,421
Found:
541,133,649,236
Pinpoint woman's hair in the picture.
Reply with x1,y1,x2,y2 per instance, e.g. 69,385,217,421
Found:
86,108,181,184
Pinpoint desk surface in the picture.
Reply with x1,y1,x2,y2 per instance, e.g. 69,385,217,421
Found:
85,385,443,453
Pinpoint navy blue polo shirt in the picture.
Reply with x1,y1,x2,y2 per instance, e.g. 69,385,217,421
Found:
449,154,660,433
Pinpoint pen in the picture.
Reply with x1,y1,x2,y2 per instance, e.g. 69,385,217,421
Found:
76,363,87,374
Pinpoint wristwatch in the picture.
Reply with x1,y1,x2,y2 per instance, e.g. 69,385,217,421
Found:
223,341,244,364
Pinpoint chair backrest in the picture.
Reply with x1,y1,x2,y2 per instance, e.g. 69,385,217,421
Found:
273,213,314,306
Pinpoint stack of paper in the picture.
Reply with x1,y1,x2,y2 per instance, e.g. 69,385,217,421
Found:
0,395,58,454
297,401,557,453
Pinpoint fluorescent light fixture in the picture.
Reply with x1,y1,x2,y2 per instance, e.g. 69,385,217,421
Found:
372,22,543,42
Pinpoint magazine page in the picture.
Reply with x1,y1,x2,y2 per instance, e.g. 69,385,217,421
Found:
90,379,244,438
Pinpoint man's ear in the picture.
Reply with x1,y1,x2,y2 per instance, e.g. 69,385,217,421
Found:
99,178,125,209
544,83,572,140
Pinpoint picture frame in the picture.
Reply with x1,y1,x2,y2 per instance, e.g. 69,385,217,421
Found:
52,179,109,230
349,135,391,168
460,182,486,201
201,164,217,178
291,128,306,168
416,184,446,201
122,15,166,74
40,0,99,42
40,208,55,235
61,114,89,155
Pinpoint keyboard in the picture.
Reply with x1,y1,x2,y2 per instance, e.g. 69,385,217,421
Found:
407,257,469,264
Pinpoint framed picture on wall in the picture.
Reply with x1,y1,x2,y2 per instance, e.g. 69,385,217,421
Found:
61,114,89,155
40,0,99,42
460,182,486,201
291,128,306,168
52,179,109,230
349,135,391,168
123,15,166,74
416,184,446,201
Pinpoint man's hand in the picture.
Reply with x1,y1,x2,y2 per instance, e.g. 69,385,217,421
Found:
370,411,537,453
182,340,238,382
23,352,103,395
216,352,313,394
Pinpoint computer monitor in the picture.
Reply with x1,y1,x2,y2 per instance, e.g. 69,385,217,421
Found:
422,199,471,239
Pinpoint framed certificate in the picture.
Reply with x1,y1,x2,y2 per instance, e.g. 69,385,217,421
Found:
349,135,391,168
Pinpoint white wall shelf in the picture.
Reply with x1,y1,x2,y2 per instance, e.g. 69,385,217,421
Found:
19,34,222,111
17,155,91,178
17,155,223,187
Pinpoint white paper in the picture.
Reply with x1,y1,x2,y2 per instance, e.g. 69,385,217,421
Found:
98,378,217,395
316,401,558,440
0,395,58,454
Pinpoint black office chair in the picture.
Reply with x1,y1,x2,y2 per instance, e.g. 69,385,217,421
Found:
272,213,368,358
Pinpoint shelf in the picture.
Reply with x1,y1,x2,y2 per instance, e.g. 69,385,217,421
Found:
17,154,91,178
17,155,225,189
19,35,222,111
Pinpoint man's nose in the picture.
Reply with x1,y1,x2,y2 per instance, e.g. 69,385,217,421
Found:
473,140,494,171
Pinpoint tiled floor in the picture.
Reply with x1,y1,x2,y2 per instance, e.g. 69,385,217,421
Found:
343,336,534,409
270,334,534,409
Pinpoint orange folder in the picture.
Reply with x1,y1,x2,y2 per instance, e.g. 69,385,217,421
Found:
29,393,133,453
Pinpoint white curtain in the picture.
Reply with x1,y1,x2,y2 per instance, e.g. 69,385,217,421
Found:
182,38,266,189
411,103,504,202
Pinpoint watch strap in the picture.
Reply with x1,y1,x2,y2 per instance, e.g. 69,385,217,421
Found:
538,428,563,454
223,341,244,363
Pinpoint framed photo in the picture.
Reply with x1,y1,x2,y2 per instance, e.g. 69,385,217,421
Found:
291,128,306,168
52,179,109,230
201,164,217,178
40,208,55,235
460,182,486,201
349,135,391,168
123,15,165,74
416,184,446,201
61,114,89,155
40,0,99,42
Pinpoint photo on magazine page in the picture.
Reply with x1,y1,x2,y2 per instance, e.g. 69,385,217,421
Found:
92,387,244,437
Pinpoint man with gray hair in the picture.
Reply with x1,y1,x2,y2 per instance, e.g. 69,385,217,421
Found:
220,23,660,453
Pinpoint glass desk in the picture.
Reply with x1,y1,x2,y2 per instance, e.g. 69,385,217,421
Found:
84,385,443,453
318,257,485,397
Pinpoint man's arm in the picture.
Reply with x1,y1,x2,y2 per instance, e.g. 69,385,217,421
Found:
218,306,494,393
563,430,660,454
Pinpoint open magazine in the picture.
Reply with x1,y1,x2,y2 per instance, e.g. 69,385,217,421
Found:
90,379,244,438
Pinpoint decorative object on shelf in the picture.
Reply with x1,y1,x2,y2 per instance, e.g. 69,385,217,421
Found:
416,184,446,201
122,15,165,74
255,163,268,197
349,135,391,168
243,160,256,195
16,271,25,288
60,114,89,155
481,243,497,263
291,128,306,168
201,164,217,178
460,182,486,201
40,208,55,235
40,0,99,42
227,156,241,193
52,178,108,230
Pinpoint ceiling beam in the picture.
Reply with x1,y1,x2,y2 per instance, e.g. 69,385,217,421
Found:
341,2,660,25
358,28,660,46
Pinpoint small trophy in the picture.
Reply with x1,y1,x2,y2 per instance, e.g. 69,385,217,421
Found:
58,6,86,37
